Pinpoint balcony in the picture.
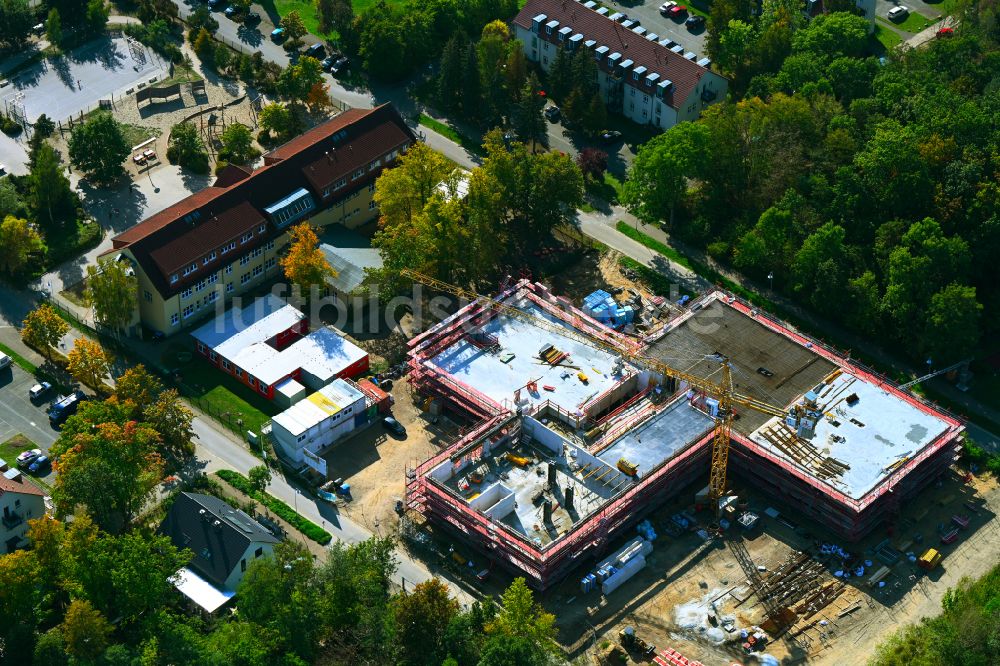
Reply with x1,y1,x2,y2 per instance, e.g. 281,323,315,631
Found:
2,511,24,530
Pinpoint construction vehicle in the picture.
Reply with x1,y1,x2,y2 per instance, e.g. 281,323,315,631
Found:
400,269,787,512
618,626,656,658
505,452,530,468
617,458,638,477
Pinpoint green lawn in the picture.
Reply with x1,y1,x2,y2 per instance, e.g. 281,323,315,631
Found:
166,347,278,436
121,124,162,151
585,171,625,205
265,0,406,40
878,11,938,35
418,114,485,156
0,342,38,375
873,25,903,51
0,433,36,465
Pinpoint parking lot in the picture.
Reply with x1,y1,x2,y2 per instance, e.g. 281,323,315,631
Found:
0,35,168,123
615,1,709,61
0,364,58,451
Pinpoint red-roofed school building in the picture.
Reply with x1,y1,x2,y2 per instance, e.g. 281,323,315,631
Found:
101,104,417,336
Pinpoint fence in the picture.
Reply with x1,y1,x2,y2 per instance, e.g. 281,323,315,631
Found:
136,82,182,106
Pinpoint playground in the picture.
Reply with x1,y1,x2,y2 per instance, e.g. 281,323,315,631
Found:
0,33,168,124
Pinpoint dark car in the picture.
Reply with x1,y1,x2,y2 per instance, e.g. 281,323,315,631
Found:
330,56,349,74
599,129,623,144
207,0,224,9
685,15,705,30
304,43,325,58
321,55,337,70
382,416,406,437
28,454,50,474
49,391,85,426
544,105,561,122
245,11,261,23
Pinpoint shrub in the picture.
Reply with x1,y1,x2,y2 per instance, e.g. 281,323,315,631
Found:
706,240,730,260
216,470,332,545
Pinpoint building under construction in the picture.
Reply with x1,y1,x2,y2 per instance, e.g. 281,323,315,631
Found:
405,283,964,590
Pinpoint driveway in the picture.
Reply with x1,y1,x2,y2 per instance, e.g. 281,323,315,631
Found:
615,1,709,61
0,360,59,453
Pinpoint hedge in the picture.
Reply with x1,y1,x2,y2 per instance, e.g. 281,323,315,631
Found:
216,469,332,545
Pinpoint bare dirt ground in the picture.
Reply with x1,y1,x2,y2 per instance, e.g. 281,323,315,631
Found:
537,465,999,666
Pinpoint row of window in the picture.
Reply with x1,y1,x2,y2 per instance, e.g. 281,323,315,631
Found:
170,224,269,284
272,198,313,224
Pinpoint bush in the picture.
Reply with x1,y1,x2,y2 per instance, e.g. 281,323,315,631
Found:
0,115,23,136
214,159,230,175
706,240,730,260
216,469,332,545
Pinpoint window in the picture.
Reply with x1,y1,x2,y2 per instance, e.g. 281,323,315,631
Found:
171,313,180,326
241,560,247,572
226,283,234,293
352,168,364,180
222,359,231,370
542,56,548,65
181,287,192,299
182,304,195,319
322,186,331,197
208,273,218,284
241,232,253,244
236,368,243,378
210,351,217,362
197,342,206,354
203,251,216,265
252,264,264,277
240,255,251,266
297,434,306,442
170,274,178,284
144,290,152,302
630,88,635,97
221,241,236,254
225,265,233,275
368,182,376,193
633,72,639,81
643,95,648,104
266,240,275,250
248,376,256,387
368,159,380,171
207,291,219,304
255,547,264,558
252,247,263,258
182,264,197,277
265,258,276,270
194,280,206,293
259,383,268,394
241,273,251,284
258,224,266,233
369,200,376,210
335,177,347,189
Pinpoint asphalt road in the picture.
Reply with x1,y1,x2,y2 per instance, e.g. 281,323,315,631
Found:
0,359,58,451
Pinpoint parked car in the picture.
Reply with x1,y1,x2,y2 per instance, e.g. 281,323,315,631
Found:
270,27,286,42
49,391,85,426
887,6,909,20
321,55,337,70
599,129,623,143
29,381,52,401
659,2,677,15
28,454,50,474
544,105,561,122
0,352,10,370
304,43,325,58
668,5,687,17
245,11,261,23
224,5,239,17
330,56,350,74
382,416,406,437
685,14,705,30
936,26,954,37
16,448,43,468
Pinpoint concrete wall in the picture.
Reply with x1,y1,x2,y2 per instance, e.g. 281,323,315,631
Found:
470,482,516,520
523,415,565,454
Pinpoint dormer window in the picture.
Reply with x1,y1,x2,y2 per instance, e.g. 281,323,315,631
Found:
241,232,253,244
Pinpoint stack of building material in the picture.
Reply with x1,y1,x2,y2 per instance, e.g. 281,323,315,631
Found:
583,290,635,326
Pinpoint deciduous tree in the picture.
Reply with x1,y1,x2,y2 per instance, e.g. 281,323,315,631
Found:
0,214,43,275
511,74,546,150
248,464,271,495
280,10,306,42
114,364,163,416
305,81,333,111
66,338,113,390
315,0,352,35
45,8,61,45
143,388,196,457
168,121,209,173
279,55,324,102
21,303,68,360
85,257,138,333
68,112,130,184
219,122,260,165
623,122,710,226
29,142,73,230
393,578,459,666
486,578,558,657
259,102,294,140
576,147,608,182
280,222,336,296
62,600,111,660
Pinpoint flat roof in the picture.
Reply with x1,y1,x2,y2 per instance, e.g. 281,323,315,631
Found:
170,567,234,613
597,397,715,475
649,298,837,432
191,294,303,356
750,372,952,499
271,378,366,437
427,300,631,414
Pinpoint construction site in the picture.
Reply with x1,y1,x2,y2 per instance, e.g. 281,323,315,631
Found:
400,275,982,662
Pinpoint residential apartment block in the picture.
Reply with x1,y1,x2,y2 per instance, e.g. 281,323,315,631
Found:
512,0,728,130
102,104,417,337
1,471,46,554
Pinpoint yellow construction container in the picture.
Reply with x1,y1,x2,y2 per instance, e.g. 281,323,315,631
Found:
918,548,942,571
505,452,530,468
617,458,638,477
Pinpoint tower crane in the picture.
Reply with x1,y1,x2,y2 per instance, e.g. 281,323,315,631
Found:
401,270,789,508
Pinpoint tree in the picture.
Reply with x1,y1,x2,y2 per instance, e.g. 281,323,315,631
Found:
188,6,218,38
279,55,324,102
0,214,43,275
392,579,459,666
478,634,548,666
29,143,74,229
167,121,209,173
511,74,546,150
52,418,164,531
259,102,294,140
460,42,481,121
623,122,710,226
21,304,68,360
62,599,112,660
85,257,138,332
214,42,233,71
248,464,271,495
115,364,163,417
280,10,306,42
280,222,336,297
548,46,573,102
84,0,108,33
315,0,352,35
436,34,465,113
45,8,61,45
219,123,260,165
193,26,214,62
143,389,196,457
0,549,42,662
306,81,333,111
922,284,982,364
0,0,34,50
580,92,607,137
576,147,608,182
486,578,558,658
68,112,130,184
33,628,67,666
67,338,113,390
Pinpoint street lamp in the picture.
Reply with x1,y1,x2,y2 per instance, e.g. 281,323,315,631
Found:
767,271,774,292
147,166,159,193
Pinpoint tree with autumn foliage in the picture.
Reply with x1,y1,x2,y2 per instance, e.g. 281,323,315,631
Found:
51,418,164,532
20,303,68,360
85,257,138,334
66,337,113,392
62,599,112,660
280,222,336,298
306,81,333,112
